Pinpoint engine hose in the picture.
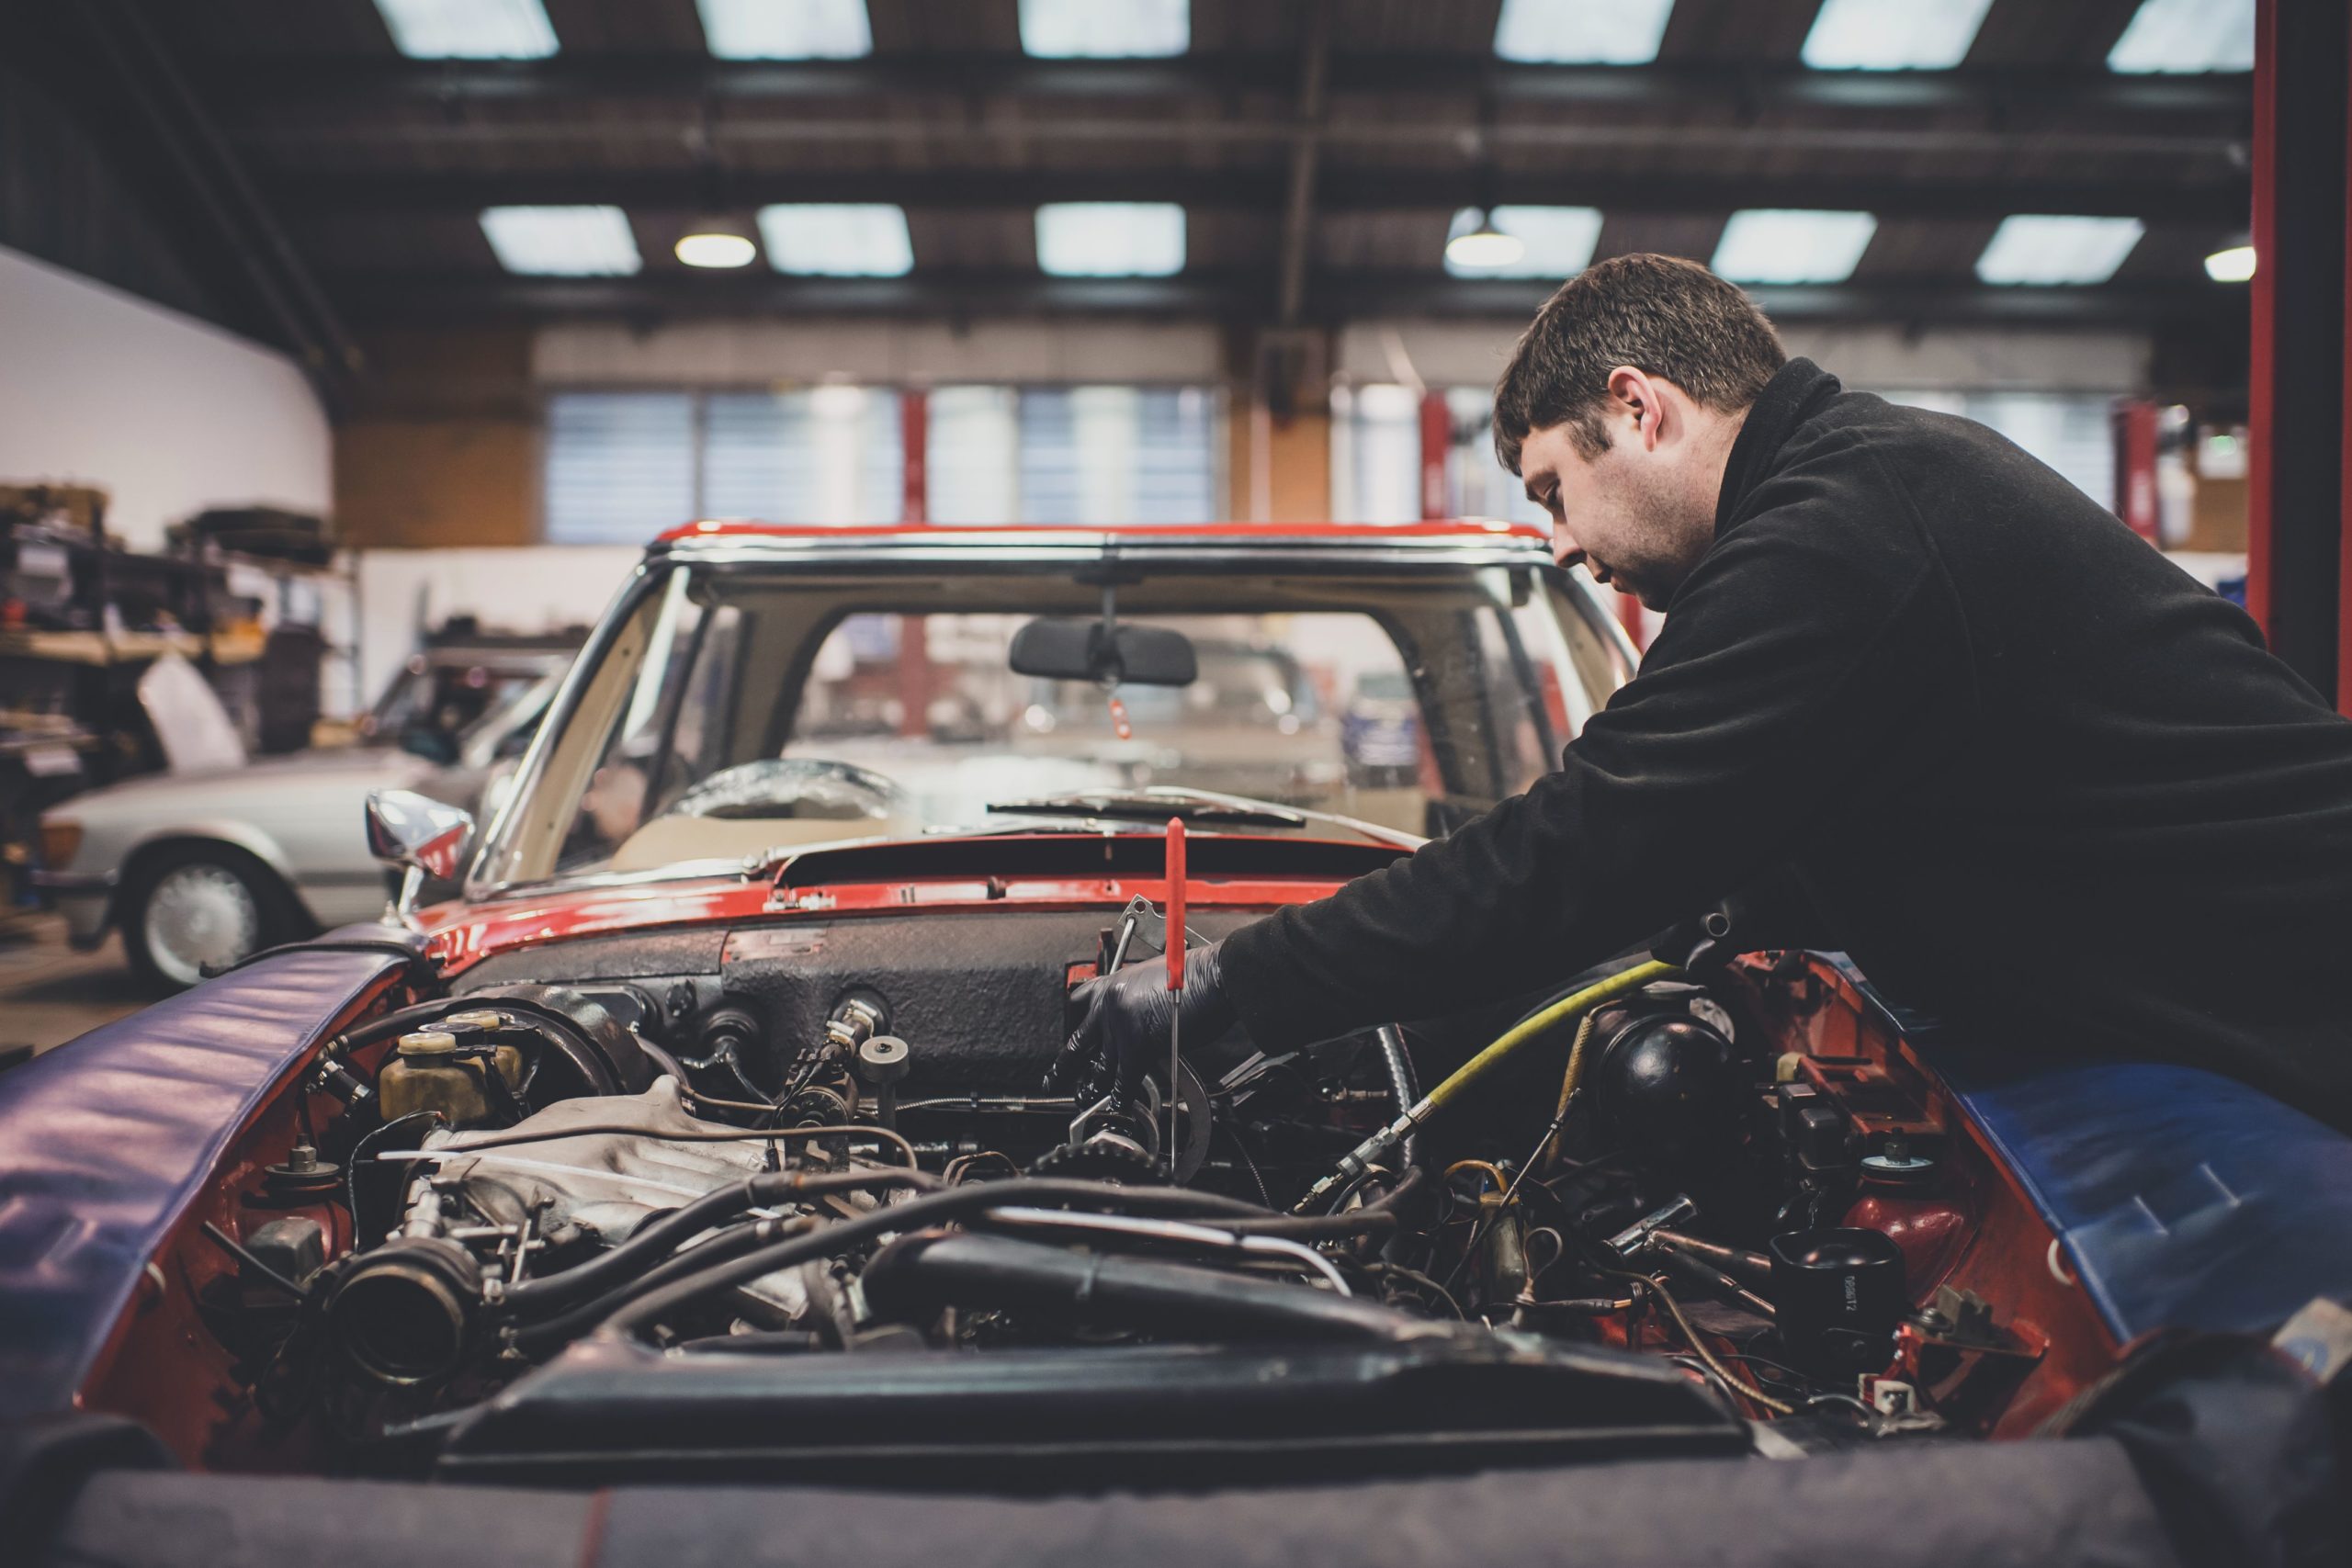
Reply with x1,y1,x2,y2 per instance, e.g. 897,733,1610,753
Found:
1372,1025,1423,1169
509,1216,814,1353
501,1166,937,1315
860,1230,1467,1345
591,1179,1305,1344
1295,959,1679,1213
1220,1164,1426,1240
1539,1011,1602,1177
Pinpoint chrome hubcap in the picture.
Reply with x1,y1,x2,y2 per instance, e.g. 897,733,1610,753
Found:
143,863,261,986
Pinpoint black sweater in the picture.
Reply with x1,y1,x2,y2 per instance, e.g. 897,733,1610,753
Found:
1222,358,2352,1122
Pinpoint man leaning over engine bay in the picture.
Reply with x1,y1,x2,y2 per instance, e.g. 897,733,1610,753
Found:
1062,253,2352,1130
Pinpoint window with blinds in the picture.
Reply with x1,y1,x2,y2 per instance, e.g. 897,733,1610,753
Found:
547,385,1219,541
545,389,904,543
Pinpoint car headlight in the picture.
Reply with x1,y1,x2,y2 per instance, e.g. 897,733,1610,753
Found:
39,819,84,869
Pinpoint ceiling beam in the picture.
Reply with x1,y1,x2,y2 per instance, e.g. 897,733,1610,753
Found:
271,166,2247,227
214,54,2250,121
1275,2,1332,327
328,269,2245,331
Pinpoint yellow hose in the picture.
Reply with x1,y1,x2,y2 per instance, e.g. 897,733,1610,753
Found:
1292,957,1679,1213
1539,1011,1601,1177
1419,959,1679,1116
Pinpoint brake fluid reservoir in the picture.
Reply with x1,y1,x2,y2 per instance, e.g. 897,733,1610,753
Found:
379,1027,518,1127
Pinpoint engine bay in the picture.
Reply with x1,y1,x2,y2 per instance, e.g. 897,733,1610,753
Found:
182,906,2085,1486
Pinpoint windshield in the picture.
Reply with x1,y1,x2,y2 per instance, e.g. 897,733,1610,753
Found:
473,557,1627,889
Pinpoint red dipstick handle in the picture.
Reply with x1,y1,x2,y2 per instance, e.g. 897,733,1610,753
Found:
1165,817,1187,990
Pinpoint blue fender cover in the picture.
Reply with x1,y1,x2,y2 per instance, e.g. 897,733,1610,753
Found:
0,947,406,1419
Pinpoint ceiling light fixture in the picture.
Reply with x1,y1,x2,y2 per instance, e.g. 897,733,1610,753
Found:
757,204,914,276
1444,209,1527,272
695,0,871,59
1492,0,1675,65
2204,244,2257,283
1974,215,2145,286
1035,202,1186,277
1019,0,1189,58
479,206,641,276
1801,0,1995,70
674,231,758,269
2109,0,2255,74
1711,209,1879,285
373,0,557,60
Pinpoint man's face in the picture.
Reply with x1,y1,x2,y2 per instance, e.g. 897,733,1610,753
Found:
1519,388,1725,611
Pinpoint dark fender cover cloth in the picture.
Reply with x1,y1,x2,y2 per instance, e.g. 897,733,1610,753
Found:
0,948,403,1418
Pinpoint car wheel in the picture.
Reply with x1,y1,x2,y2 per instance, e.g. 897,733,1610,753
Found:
120,846,297,991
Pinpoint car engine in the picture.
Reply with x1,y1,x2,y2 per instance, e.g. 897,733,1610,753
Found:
210,904,2018,1483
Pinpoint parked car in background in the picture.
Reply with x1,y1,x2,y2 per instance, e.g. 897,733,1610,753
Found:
1341,668,1424,788
35,663,560,988
347,625,584,763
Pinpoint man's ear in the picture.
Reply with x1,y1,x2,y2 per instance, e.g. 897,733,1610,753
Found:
1605,366,1666,450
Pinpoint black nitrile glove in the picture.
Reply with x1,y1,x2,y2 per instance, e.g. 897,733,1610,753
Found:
1048,941,1235,1101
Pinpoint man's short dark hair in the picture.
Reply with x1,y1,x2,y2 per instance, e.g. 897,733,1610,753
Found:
1493,254,1786,474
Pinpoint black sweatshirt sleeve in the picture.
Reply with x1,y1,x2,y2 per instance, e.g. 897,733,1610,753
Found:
1218,443,1969,1048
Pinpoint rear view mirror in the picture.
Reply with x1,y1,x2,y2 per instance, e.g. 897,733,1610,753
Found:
1010,618,1198,688
366,789,475,922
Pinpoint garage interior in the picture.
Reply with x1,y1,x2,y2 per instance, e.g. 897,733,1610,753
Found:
0,0,2306,1048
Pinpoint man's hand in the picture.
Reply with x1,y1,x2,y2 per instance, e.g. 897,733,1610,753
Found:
1047,941,1237,1101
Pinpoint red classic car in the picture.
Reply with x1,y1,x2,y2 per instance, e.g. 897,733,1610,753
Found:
3,522,2345,1567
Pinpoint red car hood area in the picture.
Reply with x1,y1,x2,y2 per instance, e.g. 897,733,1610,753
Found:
422,827,1402,976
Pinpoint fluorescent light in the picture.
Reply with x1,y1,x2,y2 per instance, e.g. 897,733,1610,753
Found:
479,207,640,276
756,204,912,276
2109,0,2254,73
674,231,758,269
696,0,871,59
2205,244,2256,283
374,0,556,59
1445,206,1601,278
1975,216,2144,286
1801,0,1994,69
1711,209,1878,285
1493,0,1675,64
1035,202,1185,276
1020,0,1188,57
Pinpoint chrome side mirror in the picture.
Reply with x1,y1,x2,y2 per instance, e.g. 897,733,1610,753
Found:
366,789,474,923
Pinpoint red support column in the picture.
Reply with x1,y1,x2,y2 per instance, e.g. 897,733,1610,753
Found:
2112,400,2161,546
1419,391,1451,520
1616,592,1647,656
898,388,933,737
900,388,930,525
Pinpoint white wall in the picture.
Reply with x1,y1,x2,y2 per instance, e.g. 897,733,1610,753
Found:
1335,320,2152,397
0,243,330,549
350,546,640,705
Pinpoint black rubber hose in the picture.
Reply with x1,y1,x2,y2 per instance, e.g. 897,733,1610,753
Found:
509,1217,810,1353
861,1230,1464,1345
593,1179,1292,1343
1373,1025,1423,1169
501,1167,936,1315
1219,1164,1427,1240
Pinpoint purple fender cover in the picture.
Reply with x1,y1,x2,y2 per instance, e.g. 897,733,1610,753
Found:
0,948,403,1418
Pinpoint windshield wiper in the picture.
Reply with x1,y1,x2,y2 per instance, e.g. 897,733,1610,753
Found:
983,787,1308,829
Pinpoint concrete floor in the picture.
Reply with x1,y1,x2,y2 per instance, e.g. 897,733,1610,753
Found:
0,913,149,1059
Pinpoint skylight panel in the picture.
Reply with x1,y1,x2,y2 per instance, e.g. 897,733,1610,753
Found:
374,0,557,60
756,204,913,277
696,0,871,60
1020,0,1189,58
1493,0,1675,65
1443,206,1603,278
1974,216,2144,286
1035,203,1186,277
1801,0,1995,70
1711,209,1878,285
479,207,640,276
2109,0,2255,73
